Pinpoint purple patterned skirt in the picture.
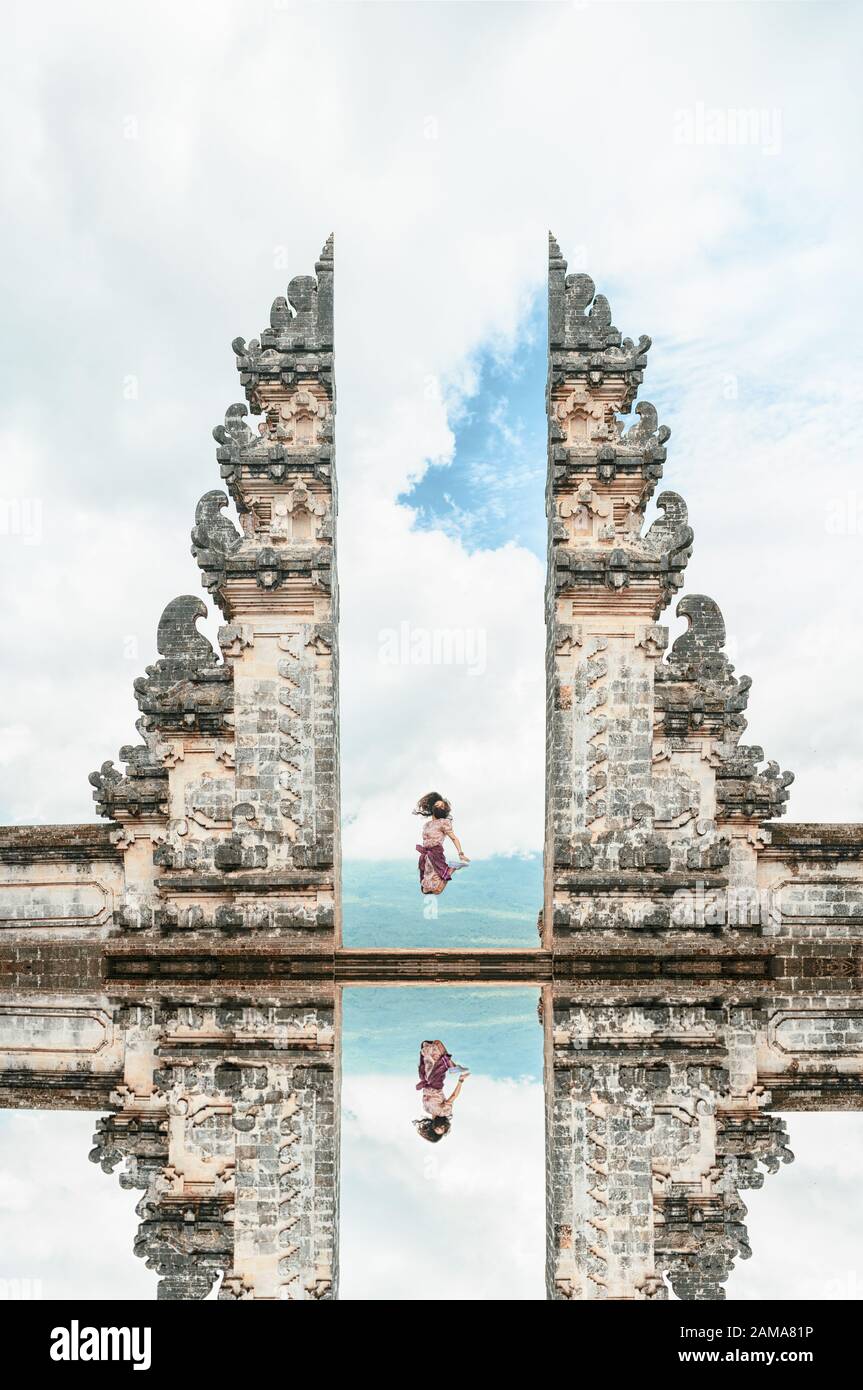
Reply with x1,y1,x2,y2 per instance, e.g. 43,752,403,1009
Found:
416,842,453,895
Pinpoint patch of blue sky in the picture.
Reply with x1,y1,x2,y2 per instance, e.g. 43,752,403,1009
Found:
399,295,547,558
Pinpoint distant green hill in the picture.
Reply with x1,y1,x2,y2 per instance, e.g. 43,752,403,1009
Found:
342,854,542,950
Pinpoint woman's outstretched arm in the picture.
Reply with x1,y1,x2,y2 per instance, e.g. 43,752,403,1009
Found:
445,827,470,861
445,1076,468,1106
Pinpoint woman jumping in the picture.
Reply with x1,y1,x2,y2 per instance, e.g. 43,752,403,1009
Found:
413,791,470,896
412,1038,470,1143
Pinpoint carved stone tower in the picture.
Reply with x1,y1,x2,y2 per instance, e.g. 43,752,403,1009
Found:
543,231,790,948
543,233,799,1301
91,235,341,950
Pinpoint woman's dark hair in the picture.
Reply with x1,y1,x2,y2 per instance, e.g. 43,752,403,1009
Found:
413,1117,451,1143
413,791,452,819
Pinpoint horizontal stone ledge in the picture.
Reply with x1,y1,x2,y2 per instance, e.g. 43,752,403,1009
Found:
757,1074,863,1106
769,939,863,955
551,956,772,979
102,985,338,1008
553,872,729,893
335,949,553,982
0,823,123,864
102,947,550,983
769,960,862,980
104,957,335,981
94,944,802,985
760,822,863,858
779,915,863,926
553,1047,730,1065
0,1070,124,1110
157,1044,333,1064
155,871,333,892
553,924,762,938
551,939,772,958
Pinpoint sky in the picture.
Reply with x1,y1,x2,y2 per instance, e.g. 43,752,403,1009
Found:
1,0,862,857
1,0,862,1303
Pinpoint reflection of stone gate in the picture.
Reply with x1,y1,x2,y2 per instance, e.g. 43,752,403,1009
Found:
1,237,862,1300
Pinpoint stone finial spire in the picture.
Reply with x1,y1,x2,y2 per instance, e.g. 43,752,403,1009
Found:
233,235,334,389
546,235,686,620
199,237,337,618
548,231,652,401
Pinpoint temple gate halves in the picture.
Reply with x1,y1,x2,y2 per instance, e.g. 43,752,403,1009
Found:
1,235,862,1300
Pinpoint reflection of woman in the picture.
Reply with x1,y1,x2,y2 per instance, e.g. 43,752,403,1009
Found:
413,1039,470,1143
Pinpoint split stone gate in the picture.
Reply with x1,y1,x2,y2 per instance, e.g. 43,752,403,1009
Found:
1,236,861,1299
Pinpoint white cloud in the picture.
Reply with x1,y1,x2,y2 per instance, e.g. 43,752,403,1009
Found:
0,1,860,846
728,1113,863,1301
0,1112,155,1300
339,1073,545,1300
1,1099,859,1301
